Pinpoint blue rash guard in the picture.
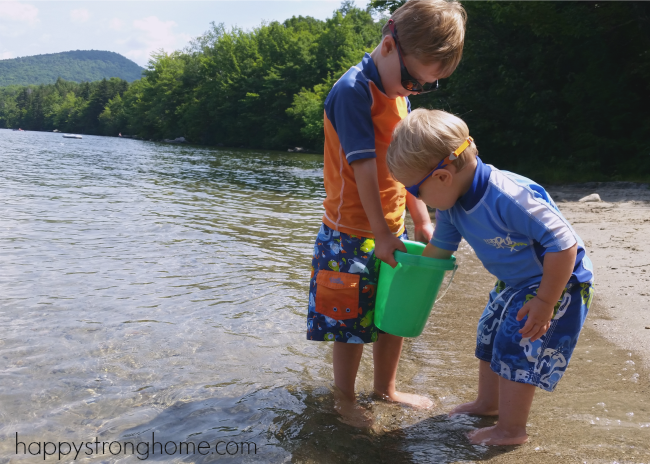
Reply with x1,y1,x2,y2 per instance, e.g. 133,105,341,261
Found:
431,157,594,289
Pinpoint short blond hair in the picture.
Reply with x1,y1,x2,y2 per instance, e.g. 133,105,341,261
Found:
382,0,467,78
387,108,478,180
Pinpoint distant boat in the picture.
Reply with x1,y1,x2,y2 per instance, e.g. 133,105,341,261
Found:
63,134,82,139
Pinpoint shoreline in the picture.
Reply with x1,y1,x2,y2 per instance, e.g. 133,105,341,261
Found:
0,128,325,154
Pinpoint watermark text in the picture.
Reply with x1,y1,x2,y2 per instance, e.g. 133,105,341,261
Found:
15,433,257,460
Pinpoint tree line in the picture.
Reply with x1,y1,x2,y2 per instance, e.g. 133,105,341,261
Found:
0,78,129,134
1,1,648,182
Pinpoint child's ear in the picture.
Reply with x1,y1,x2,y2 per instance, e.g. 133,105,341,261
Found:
434,170,453,185
380,35,396,57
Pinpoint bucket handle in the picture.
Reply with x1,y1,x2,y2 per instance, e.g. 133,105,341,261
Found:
435,263,458,303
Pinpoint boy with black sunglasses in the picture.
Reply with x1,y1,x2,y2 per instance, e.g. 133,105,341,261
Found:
306,0,467,426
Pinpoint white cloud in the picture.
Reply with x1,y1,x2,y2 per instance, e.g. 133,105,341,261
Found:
108,18,123,31
121,16,191,65
70,8,90,23
0,1,39,25
1,51,14,59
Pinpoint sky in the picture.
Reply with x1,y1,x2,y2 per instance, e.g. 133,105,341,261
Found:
0,0,372,66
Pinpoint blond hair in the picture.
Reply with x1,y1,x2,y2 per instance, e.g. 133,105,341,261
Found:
382,0,467,78
387,108,477,180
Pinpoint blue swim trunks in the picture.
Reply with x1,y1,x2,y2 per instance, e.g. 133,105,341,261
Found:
476,280,594,392
307,223,407,344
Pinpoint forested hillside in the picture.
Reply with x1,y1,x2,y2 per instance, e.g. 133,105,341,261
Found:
1,2,648,182
0,50,143,86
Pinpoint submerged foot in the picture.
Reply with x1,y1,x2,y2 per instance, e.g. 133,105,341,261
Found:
467,425,528,446
449,400,498,417
334,396,374,428
374,390,434,409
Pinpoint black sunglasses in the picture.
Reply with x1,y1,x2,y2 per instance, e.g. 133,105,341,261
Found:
387,19,439,94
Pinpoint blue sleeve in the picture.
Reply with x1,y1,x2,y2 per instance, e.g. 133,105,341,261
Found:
430,209,462,251
496,194,577,253
324,72,376,164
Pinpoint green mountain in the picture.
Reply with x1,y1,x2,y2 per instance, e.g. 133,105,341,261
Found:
0,50,143,87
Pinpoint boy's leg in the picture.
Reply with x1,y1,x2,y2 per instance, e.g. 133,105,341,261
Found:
449,360,499,416
333,341,364,401
370,229,432,409
463,282,591,444
307,225,383,426
467,377,535,445
373,332,433,408
333,341,373,428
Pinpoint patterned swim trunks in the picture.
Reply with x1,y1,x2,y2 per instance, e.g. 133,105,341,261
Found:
476,280,594,392
307,223,407,344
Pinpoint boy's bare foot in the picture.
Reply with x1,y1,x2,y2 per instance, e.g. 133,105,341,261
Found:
467,425,528,445
375,390,434,409
334,396,374,428
449,400,498,417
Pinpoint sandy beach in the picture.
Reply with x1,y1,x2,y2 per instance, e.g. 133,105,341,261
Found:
547,182,650,375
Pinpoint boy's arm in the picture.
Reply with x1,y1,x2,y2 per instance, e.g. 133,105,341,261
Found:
405,193,434,243
351,158,406,268
516,244,578,342
422,242,454,260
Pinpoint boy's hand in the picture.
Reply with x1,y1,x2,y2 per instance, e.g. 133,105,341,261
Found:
374,232,407,268
517,244,577,342
413,222,434,243
516,296,555,342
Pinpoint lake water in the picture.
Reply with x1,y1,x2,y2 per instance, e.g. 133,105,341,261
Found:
0,129,648,463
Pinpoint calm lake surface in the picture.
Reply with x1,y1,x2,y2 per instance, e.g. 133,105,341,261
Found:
1,129,648,463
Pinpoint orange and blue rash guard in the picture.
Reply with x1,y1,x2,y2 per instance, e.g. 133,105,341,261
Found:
322,53,410,239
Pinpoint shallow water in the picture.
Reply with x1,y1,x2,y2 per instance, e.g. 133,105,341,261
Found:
0,129,648,463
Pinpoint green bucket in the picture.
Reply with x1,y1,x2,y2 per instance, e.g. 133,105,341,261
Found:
374,240,457,338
